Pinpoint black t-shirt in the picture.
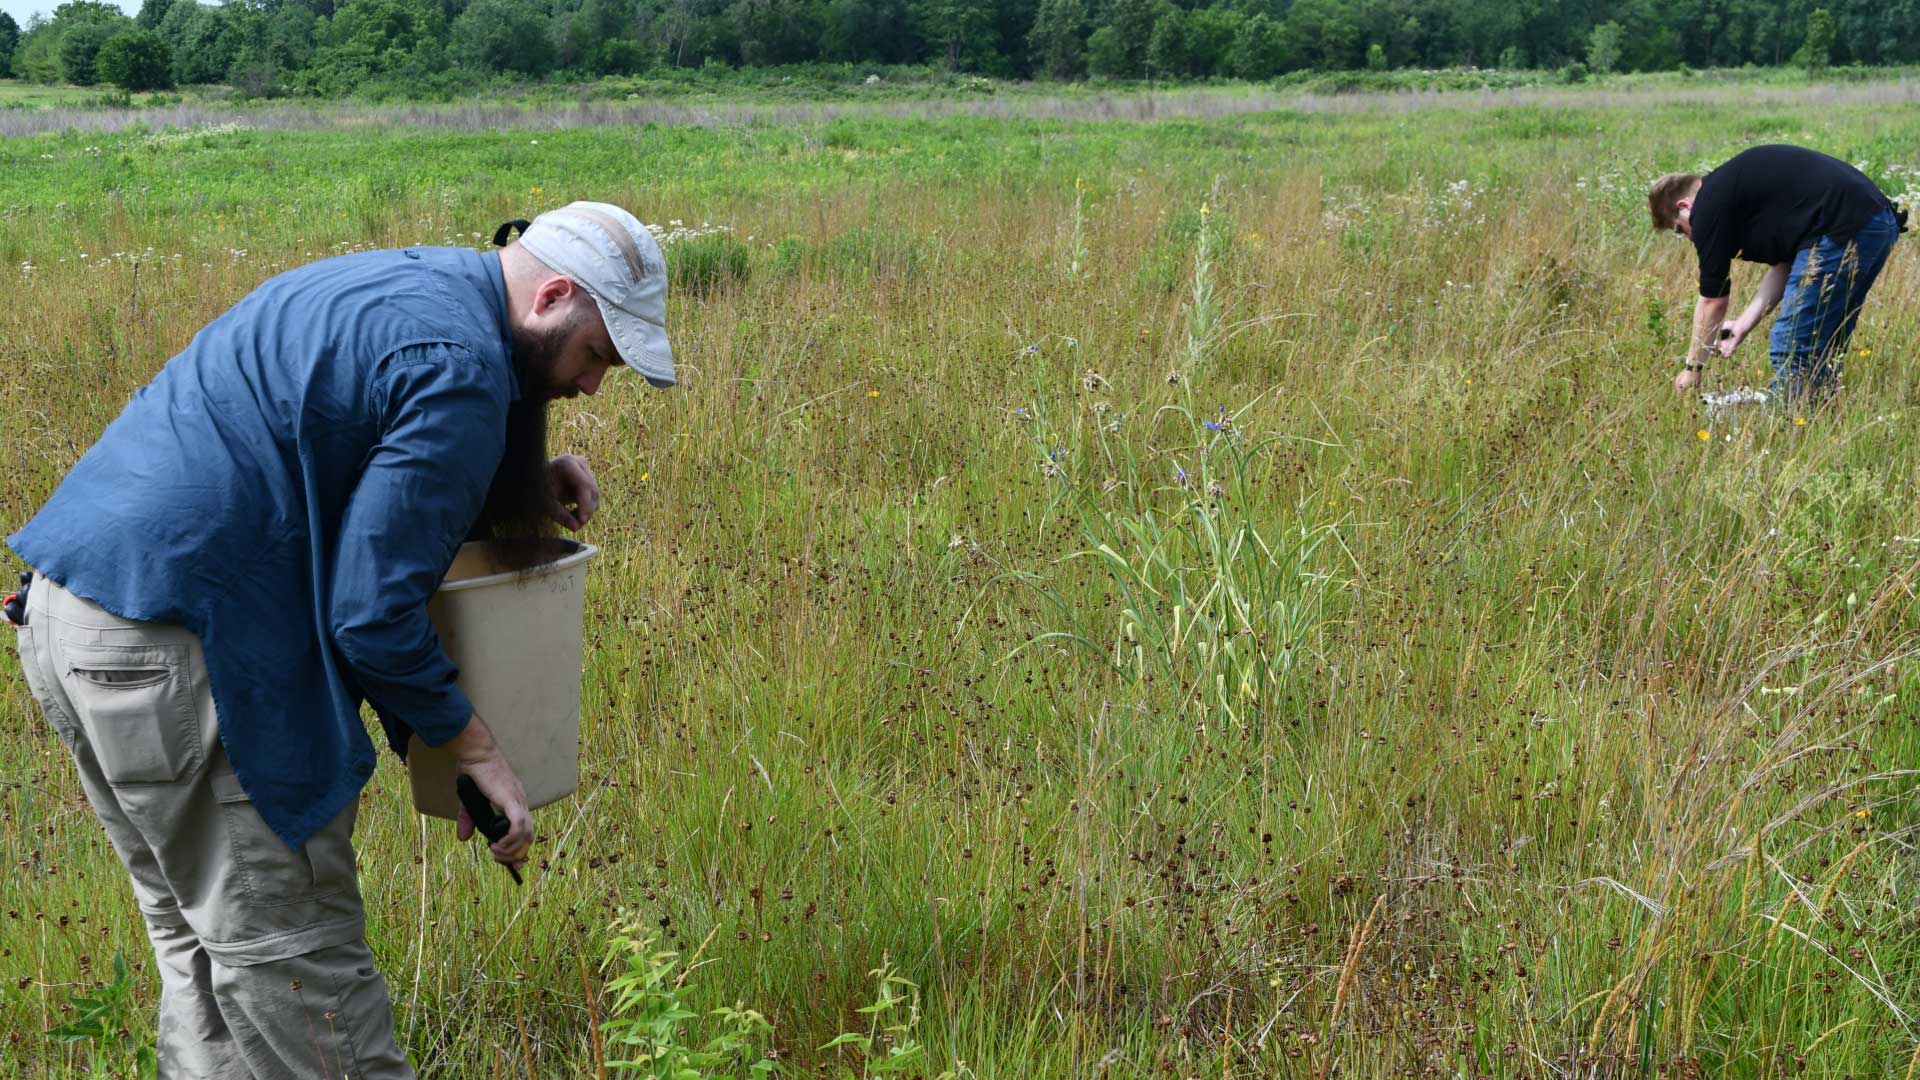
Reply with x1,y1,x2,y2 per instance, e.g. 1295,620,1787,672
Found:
1690,144,1892,298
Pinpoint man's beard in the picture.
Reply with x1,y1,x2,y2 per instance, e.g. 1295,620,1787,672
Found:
511,320,576,404
471,323,570,549
472,397,550,549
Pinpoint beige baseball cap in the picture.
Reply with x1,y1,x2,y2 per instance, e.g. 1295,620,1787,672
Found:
517,201,675,388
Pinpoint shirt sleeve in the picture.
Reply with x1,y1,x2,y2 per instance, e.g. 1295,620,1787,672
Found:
1693,214,1735,299
328,343,509,748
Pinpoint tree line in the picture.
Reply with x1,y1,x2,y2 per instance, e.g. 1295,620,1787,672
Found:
0,0,1906,97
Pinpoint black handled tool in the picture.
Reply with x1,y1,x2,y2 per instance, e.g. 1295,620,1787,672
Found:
3,571,30,627
456,775,523,886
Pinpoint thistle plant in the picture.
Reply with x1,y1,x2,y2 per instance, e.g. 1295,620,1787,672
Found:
1068,176,1089,279
1183,201,1221,373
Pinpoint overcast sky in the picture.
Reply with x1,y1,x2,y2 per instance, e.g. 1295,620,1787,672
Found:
3,1,137,26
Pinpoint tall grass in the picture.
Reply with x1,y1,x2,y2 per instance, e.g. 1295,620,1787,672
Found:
3,97,1920,1077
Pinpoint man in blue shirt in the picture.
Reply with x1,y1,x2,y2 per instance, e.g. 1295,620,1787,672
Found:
8,201,673,1078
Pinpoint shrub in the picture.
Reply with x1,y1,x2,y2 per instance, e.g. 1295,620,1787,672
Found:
769,235,808,274
97,29,174,92
669,233,752,295
1587,21,1623,75
816,226,927,283
59,21,123,86
1795,7,1835,71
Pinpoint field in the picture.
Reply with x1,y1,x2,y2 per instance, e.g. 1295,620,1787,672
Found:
4,87,1920,1077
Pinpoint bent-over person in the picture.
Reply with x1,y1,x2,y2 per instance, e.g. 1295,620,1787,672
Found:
7,202,674,1078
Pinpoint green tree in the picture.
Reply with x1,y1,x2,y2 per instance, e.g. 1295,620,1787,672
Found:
267,2,320,71
596,38,651,73
1092,0,1157,78
1587,19,1622,73
51,1,125,26
227,45,282,96
302,0,449,93
159,2,237,85
1616,0,1680,71
1183,4,1241,77
97,28,175,89
1146,6,1187,77
60,19,124,84
1795,6,1834,69
11,19,62,82
1086,23,1125,75
553,0,636,71
916,0,994,69
1227,12,1285,78
1366,40,1386,69
135,0,175,31
450,0,555,74
1027,0,1085,78
1282,0,1355,70
0,12,18,75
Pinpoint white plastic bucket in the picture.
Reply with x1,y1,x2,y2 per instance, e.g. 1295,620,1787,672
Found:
407,538,598,821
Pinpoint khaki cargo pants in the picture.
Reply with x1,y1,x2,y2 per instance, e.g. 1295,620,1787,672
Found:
16,574,414,1079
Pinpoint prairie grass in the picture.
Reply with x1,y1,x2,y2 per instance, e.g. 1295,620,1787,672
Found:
4,95,1920,1077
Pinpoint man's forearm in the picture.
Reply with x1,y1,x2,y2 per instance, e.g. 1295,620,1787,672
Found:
1689,295,1731,364
1735,263,1790,333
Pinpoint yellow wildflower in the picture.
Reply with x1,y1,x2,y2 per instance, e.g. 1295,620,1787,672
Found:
1794,416,1807,426
640,471,649,482
1696,429,1710,441
868,389,880,398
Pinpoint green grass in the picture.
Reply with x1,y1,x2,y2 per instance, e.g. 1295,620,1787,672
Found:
0,78,187,109
0,80,107,107
5,89,1920,1077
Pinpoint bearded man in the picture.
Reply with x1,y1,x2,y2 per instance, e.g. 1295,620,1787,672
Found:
6,201,673,1078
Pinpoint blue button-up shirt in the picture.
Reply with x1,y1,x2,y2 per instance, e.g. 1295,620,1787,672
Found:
10,247,519,849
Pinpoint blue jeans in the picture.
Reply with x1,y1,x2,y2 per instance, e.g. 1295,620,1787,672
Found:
1770,207,1900,402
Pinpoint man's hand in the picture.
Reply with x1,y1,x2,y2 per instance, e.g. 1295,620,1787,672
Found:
444,714,533,872
1713,320,1745,358
546,454,600,531
1674,366,1702,394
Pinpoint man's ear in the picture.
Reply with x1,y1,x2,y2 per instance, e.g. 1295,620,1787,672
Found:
531,275,577,318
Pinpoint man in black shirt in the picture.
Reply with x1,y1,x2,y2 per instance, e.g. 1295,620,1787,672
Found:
1650,144,1901,403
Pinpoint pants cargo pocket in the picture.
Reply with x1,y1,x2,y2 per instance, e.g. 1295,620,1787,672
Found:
212,770,347,906
56,639,200,784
